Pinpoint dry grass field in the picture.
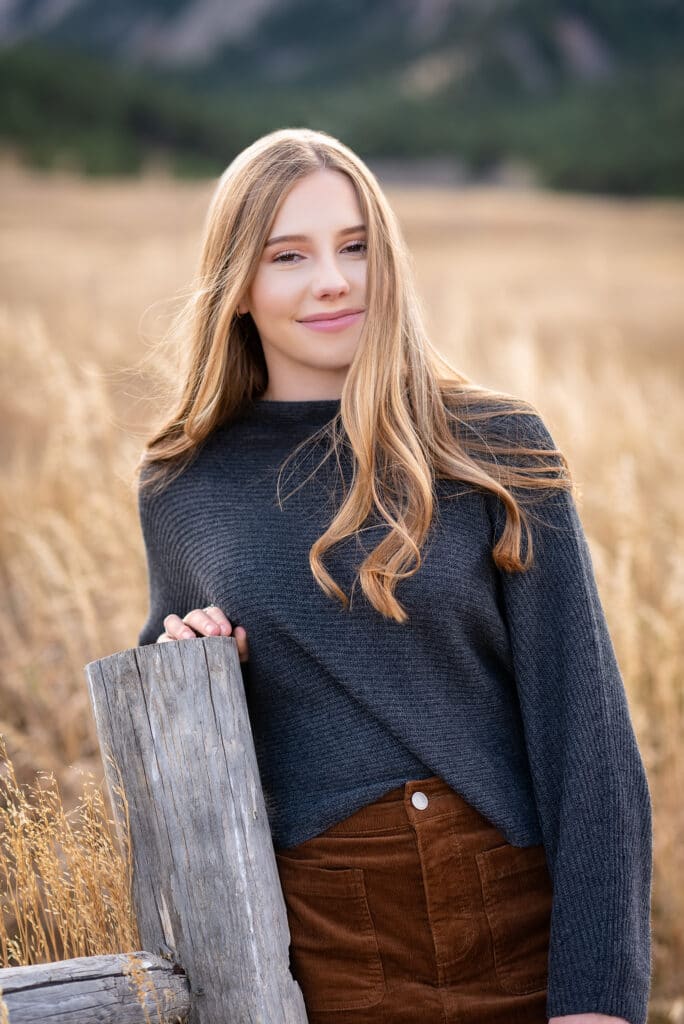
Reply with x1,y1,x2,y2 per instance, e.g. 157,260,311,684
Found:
0,152,682,1009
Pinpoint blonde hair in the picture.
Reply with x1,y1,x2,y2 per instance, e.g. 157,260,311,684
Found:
137,126,573,624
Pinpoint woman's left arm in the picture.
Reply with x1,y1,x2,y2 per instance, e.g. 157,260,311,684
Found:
490,412,653,1024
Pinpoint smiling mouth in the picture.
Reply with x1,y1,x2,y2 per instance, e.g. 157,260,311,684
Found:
297,309,365,323
296,310,365,332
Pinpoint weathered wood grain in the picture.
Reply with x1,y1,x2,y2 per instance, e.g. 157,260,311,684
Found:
84,636,308,1024
0,951,189,1023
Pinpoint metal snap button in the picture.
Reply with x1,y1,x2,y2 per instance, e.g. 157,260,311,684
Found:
411,791,429,810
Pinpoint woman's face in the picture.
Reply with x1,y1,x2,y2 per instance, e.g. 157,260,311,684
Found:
238,168,368,400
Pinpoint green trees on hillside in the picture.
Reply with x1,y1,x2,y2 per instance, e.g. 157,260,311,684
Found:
0,43,681,194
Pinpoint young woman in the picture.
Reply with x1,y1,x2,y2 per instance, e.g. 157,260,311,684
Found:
136,128,652,1024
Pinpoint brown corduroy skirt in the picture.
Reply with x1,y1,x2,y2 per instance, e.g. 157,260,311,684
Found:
274,775,553,1024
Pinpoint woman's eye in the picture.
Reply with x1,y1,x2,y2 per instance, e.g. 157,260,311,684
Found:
273,250,301,263
272,241,367,264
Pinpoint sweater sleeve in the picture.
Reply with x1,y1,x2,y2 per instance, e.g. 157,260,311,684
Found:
136,471,208,647
488,412,653,1024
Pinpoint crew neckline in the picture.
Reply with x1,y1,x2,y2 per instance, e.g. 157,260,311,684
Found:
243,396,342,426
257,397,342,405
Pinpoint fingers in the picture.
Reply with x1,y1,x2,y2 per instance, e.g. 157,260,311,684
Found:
160,607,249,662
183,606,232,637
235,626,249,664
162,613,199,640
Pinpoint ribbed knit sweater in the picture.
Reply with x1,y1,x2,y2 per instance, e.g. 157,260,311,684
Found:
137,396,652,1024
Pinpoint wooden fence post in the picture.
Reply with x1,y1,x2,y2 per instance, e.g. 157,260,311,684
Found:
84,636,308,1024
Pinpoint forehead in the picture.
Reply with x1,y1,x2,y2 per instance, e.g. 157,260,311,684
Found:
269,169,363,232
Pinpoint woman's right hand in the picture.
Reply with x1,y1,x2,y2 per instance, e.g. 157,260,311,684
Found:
156,605,249,663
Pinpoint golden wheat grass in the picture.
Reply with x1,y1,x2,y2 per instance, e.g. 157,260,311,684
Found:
0,736,139,966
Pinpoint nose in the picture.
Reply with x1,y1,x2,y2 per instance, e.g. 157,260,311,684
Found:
310,252,352,299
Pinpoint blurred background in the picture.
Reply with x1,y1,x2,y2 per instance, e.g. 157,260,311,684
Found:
0,1,682,1013
1,0,683,191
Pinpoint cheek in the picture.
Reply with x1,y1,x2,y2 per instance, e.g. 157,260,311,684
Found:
351,262,367,295
250,269,300,318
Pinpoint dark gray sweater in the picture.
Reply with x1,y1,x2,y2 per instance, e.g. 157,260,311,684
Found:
137,396,652,1024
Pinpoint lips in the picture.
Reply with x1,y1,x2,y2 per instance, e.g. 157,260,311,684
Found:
296,310,365,333
297,308,365,323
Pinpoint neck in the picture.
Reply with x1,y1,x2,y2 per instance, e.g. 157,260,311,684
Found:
259,389,343,401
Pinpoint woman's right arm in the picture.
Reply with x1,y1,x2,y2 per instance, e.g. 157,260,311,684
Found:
137,477,248,660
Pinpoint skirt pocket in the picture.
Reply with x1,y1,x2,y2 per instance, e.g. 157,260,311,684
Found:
275,852,386,1012
475,842,552,996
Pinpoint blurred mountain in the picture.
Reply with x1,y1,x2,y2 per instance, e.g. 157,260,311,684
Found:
1,0,682,193
2,0,677,94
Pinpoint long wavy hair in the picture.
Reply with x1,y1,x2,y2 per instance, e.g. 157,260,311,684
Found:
136,127,574,624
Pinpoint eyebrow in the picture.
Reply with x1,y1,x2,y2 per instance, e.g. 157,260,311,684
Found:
264,224,367,248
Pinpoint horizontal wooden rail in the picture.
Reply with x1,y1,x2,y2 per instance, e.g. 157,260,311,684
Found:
0,951,190,1023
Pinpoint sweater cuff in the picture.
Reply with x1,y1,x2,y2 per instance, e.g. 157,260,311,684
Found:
546,954,652,1024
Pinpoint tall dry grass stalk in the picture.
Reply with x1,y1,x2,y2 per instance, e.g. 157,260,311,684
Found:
0,735,139,966
0,156,682,1004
